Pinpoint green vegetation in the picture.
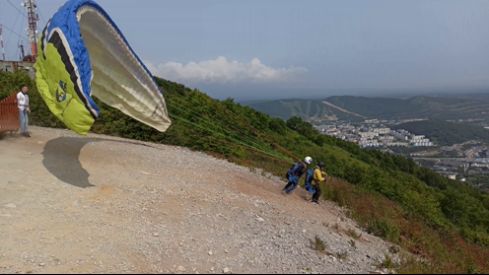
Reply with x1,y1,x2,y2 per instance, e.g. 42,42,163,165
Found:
395,119,489,146
336,250,349,260
0,71,32,99
311,236,327,253
467,175,489,192
378,254,398,269
2,71,489,273
348,239,357,249
346,228,362,240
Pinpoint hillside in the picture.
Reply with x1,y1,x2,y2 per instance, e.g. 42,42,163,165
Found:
2,71,489,273
248,95,489,122
394,120,489,146
326,96,418,119
0,127,399,274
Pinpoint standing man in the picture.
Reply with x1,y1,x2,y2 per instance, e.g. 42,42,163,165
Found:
17,85,31,137
304,161,326,204
311,161,327,204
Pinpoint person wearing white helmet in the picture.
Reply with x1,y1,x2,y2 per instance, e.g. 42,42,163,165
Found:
283,156,313,194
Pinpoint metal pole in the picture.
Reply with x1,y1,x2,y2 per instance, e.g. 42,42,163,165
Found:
19,43,25,61
0,24,5,61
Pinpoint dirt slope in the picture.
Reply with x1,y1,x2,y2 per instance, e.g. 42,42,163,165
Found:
0,127,398,274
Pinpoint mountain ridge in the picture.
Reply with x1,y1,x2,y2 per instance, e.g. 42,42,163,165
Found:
246,95,489,122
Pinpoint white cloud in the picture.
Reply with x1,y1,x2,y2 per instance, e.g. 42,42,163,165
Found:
147,56,307,84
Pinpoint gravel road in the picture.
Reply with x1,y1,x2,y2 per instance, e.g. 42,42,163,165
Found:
0,127,398,274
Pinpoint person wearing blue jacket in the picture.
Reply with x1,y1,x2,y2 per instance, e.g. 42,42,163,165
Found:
283,156,313,194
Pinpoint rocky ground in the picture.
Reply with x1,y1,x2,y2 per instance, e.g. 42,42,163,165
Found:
0,127,400,274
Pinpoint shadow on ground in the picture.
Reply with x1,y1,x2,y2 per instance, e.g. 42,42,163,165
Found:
42,137,97,188
42,136,160,188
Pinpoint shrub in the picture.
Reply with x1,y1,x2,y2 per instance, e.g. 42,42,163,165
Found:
311,236,327,253
367,219,400,243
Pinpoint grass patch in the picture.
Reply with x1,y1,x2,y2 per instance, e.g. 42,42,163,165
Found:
346,228,362,240
332,223,340,233
389,245,400,255
336,251,348,260
310,236,327,254
367,219,400,243
349,239,357,249
378,254,398,269
325,179,489,273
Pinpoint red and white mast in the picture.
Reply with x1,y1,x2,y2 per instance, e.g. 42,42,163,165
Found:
22,0,39,60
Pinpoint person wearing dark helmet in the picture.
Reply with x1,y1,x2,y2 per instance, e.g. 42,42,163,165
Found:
283,156,313,194
311,161,327,204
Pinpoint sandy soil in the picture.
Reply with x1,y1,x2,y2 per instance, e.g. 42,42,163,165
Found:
0,127,398,274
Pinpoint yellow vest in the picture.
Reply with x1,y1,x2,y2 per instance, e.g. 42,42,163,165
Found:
313,167,327,183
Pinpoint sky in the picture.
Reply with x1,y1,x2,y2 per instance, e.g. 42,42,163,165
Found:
0,0,488,100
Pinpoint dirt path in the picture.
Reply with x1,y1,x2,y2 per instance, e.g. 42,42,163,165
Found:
0,127,397,274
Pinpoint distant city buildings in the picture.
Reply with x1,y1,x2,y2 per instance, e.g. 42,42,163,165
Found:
315,120,434,149
314,119,489,188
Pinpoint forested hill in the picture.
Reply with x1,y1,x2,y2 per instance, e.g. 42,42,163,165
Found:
2,71,489,273
247,95,489,121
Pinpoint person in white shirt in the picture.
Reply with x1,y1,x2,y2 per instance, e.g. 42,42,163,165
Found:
17,85,31,137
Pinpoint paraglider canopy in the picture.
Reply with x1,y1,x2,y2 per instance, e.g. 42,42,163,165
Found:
35,0,171,135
